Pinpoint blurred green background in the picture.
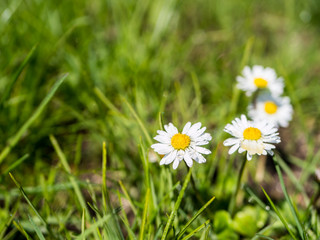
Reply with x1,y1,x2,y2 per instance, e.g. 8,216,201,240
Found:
1,0,320,239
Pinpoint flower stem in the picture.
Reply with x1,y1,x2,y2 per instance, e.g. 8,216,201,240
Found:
228,156,247,216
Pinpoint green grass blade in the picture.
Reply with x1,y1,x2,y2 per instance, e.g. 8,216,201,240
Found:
251,224,275,240
261,186,297,240
74,214,112,240
181,220,210,240
139,139,150,189
29,215,46,240
276,156,309,203
177,196,215,240
2,153,29,176
81,209,85,240
1,181,90,199
239,36,254,70
0,44,38,107
273,156,306,240
200,221,211,240
9,173,55,239
100,142,124,239
229,156,247,216
116,190,136,240
122,97,153,145
158,112,164,130
299,148,320,184
139,188,150,240
0,74,68,165
94,87,121,115
2,228,18,240
12,220,32,240
74,134,83,167
0,203,19,239
253,234,275,240
119,180,138,215
102,142,109,212
49,135,89,217
244,185,277,219
161,168,193,240
139,138,159,215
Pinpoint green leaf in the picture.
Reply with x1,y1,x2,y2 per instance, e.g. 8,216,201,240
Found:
232,206,267,237
216,229,239,240
214,210,232,233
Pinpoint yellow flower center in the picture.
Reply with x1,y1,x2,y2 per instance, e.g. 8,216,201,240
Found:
243,127,261,140
171,133,191,150
264,101,278,114
254,78,268,88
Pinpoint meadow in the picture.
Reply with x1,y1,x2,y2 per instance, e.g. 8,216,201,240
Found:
1,0,320,239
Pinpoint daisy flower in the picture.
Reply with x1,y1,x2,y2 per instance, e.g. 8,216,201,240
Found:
223,115,280,160
151,122,212,169
236,65,284,97
248,93,293,128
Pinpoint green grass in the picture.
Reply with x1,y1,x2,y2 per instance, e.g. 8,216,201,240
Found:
1,0,320,239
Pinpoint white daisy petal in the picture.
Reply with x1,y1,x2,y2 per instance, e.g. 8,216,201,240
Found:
228,144,239,154
268,150,274,156
154,135,171,144
193,127,207,138
195,146,211,155
223,138,240,146
263,143,276,150
187,122,202,136
195,140,210,146
238,147,245,153
168,123,178,135
157,130,167,136
184,152,193,167
151,143,172,154
182,122,192,134
164,124,170,133
159,154,169,165
195,133,212,142
195,153,207,163
173,159,180,169
160,150,177,165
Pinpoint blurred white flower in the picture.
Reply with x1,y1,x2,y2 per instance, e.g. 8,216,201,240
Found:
151,122,212,169
236,65,284,97
148,149,159,163
223,115,280,160
248,93,293,128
